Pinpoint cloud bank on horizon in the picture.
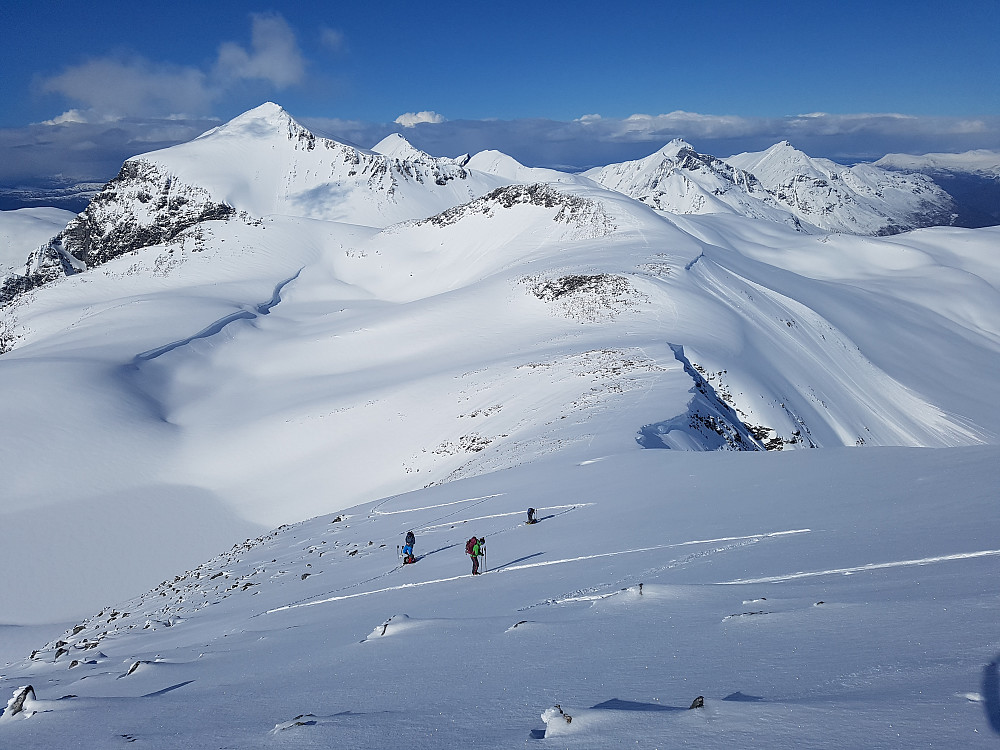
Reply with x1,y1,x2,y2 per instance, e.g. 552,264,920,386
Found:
2,4,998,185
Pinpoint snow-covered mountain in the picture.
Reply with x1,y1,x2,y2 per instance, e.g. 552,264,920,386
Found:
874,149,1000,178
0,103,510,306
583,139,807,230
874,149,1000,228
725,141,957,235
1,103,999,747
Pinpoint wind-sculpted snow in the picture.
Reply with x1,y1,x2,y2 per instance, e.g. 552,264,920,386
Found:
637,344,765,451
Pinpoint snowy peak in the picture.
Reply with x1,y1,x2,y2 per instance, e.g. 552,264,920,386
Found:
653,138,694,157
872,149,1000,228
583,140,802,227
372,133,433,161
874,149,1000,178
726,142,957,235
194,102,316,148
728,141,828,181
464,150,573,183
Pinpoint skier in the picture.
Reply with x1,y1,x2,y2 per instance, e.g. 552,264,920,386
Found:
402,530,416,564
466,536,484,575
526,507,537,524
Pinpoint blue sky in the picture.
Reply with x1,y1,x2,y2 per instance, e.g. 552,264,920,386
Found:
1,0,998,184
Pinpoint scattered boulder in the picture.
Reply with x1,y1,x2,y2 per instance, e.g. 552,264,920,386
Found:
2,685,36,719
271,714,318,733
541,704,573,725
119,660,150,678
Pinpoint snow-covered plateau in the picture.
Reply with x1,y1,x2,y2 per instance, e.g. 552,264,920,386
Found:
1,103,998,748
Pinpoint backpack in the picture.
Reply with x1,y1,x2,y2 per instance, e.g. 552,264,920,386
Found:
466,537,478,555
405,531,415,546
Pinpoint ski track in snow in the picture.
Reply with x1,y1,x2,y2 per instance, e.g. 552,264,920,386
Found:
370,493,505,516
716,548,1000,584
417,504,591,532
265,528,811,615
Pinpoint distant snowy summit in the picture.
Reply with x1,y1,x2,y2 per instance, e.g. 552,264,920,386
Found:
874,149,1000,178
584,139,807,230
874,149,1000,228
727,141,956,234
587,139,956,235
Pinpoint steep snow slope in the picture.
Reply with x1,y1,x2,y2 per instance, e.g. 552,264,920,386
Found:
2,445,998,748
0,208,74,275
726,141,956,235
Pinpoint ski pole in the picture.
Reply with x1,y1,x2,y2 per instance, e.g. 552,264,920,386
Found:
483,543,487,573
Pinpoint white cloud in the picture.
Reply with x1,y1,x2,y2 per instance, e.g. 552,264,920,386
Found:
38,14,305,122
214,13,305,88
40,109,96,126
41,57,213,121
395,111,446,128
320,27,347,53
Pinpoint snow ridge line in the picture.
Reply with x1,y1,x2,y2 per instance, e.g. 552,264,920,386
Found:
717,548,1000,584
265,529,811,615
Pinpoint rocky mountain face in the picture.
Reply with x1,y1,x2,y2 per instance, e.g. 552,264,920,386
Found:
1,160,236,306
726,141,957,235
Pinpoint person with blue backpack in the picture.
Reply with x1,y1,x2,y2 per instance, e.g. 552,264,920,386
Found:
402,530,416,564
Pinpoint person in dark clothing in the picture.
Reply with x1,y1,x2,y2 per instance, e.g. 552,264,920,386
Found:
526,507,537,524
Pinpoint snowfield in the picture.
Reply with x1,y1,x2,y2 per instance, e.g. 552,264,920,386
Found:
1,104,998,747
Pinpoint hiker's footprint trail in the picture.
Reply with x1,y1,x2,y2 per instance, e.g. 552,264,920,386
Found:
517,529,813,610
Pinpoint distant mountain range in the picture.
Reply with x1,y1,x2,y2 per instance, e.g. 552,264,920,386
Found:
4,104,996,309
874,149,1000,227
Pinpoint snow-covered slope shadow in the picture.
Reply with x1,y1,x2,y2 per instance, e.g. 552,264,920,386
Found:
682,254,987,447
118,270,302,422
636,343,764,451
